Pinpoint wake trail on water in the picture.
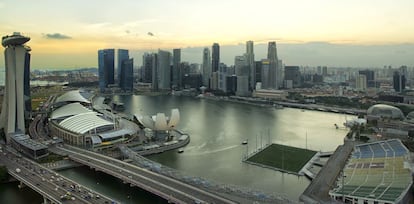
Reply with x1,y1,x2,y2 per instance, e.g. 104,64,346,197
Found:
181,144,240,156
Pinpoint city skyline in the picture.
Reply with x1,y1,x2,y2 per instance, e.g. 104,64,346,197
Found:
1,0,414,68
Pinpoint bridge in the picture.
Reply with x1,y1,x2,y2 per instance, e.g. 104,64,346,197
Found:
53,145,238,204
0,146,118,204
274,101,366,115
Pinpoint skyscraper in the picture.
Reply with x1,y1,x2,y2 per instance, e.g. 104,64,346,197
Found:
246,41,255,90
267,42,279,89
119,58,134,91
172,49,181,89
157,49,171,90
98,49,115,92
212,43,220,72
117,49,129,83
261,59,271,89
0,32,31,141
284,66,302,88
359,69,375,88
142,53,153,83
393,71,406,93
202,48,211,87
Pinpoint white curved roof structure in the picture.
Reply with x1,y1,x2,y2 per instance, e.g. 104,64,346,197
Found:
59,112,113,134
50,102,92,120
135,109,180,131
55,90,91,104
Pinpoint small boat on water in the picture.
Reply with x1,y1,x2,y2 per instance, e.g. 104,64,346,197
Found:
242,140,248,145
177,148,184,153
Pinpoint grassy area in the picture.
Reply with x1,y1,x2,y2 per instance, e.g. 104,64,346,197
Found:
246,143,317,173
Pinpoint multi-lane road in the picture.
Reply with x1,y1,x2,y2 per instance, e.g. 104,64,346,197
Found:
0,146,118,204
54,145,238,204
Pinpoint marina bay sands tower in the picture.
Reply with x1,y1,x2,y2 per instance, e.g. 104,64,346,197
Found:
0,32,31,142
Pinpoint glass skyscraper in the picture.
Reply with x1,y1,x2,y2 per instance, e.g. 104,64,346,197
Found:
98,49,115,92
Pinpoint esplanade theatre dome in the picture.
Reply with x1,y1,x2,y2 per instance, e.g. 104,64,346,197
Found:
366,104,405,120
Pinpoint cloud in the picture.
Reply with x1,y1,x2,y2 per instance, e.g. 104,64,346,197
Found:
43,33,72,39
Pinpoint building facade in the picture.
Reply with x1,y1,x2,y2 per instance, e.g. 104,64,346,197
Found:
0,32,32,141
172,48,181,89
117,49,129,83
202,48,211,88
98,49,115,92
119,58,134,91
246,41,255,90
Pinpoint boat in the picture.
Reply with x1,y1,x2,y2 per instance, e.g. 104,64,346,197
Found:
242,140,248,145
177,148,184,153
2,32,30,47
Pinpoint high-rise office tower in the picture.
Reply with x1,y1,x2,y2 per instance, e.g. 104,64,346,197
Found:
172,49,181,89
218,63,227,91
202,48,211,87
393,71,406,93
98,49,115,92
267,42,279,89
117,49,129,83
119,58,134,91
322,66,328,76
255,61,262,84
246,41,255,90
212,43,220,72
151,53,158,91
261,59,271,89
235,55,247,76
284,66,302,88
142,53,153,83
157,49,171,90
211,43,220,90
359,70,375,88
0,32,32,141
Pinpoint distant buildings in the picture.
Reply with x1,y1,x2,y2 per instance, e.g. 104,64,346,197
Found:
246,41,255,90
119,58,134,91
358,69,375,88
117,49,129,83
98,49,115,92
393,70,406,93
172,49,181,89
202,48,211,87
157,50,171,90
284,66,301,88
98,49,134,92
0,32,32,140
356,74,367,91
211,43,220,90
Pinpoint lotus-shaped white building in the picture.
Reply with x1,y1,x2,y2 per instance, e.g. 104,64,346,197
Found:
135,109,180,131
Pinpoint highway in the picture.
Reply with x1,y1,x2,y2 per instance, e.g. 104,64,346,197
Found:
54,145,238,204
0,146,118,204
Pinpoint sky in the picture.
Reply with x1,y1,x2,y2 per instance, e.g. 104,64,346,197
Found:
0,0,414,68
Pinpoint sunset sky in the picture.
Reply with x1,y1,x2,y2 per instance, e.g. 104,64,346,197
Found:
1,0,414,68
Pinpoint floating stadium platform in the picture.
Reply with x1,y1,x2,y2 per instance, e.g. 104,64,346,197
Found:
329,139,413,204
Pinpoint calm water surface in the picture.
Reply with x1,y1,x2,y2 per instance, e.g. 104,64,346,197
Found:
113,95,351,200
0,95,351,203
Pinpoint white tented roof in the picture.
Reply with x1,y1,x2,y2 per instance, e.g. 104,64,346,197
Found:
59,112,113,134
55,90,91,104
135,108,180,131
50,102,92,120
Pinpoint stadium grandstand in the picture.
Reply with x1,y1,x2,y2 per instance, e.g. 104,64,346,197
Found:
329,139,413,204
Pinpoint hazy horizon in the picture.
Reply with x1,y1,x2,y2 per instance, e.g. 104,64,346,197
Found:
1,41,413,70
1,0,414,69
